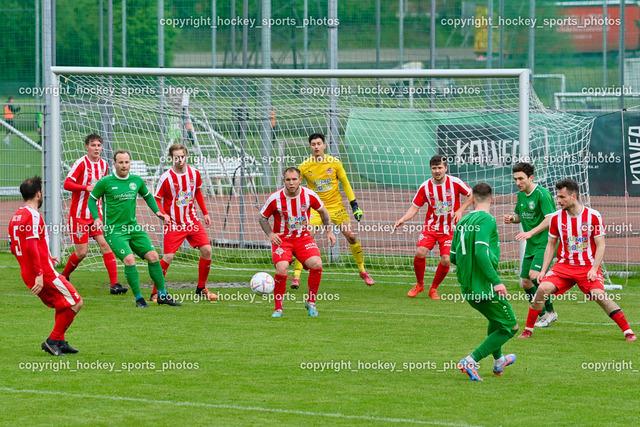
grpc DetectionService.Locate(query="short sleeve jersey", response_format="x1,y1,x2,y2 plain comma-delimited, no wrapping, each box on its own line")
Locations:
412,175,471,235
514,184,556,255
548,206,605,267
155,165,203,226
451,210,501,300
260,186,324,238
90,173,153,233
298,155,351,209
66,155,109,220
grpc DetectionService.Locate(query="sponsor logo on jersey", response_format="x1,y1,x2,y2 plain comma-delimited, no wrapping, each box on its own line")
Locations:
176,190,194,206
326,168,333,176
300,203,308,210
305,242,318,250
129,182,137,191
528,201,535,210
314,178,332,192
567,235,588,252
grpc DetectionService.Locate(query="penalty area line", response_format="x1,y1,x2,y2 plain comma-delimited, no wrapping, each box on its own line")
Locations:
0,387,480,426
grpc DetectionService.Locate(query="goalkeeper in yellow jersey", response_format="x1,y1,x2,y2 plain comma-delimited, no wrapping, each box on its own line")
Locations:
292,133,374,288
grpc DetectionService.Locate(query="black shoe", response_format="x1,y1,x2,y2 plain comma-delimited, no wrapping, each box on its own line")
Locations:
110,283,128,295
157,293,182,306
136,297,150,308
58,340,79,354
42,339,66,356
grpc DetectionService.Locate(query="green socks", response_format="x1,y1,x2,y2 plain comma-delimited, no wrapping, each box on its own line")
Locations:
148,261,166,295
124,265,142,300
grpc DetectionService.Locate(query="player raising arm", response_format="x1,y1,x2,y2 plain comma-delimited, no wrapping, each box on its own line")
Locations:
88,149,181,308
451,183,517,381
61,133,124,294
259,167,336,317
504,162,558,327
150,144,217,302
292,132,373,288
394,155,473,299
9,177,83,356
518,179,636,341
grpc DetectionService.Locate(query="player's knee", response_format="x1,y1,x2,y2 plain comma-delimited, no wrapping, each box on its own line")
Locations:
507,324,519,337
522,278,534,290
163,253,175,264
146,251,159,263
199,245,212,259
528,271,539,282
75,246,88,259
275,265,289,276
538,282,555,295
123,254,136,266
415,247,428,258
306,257,322,270
440,255,450,267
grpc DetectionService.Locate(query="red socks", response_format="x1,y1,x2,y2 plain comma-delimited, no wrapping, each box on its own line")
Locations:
274,274,288,310
198,258,211,289
431,262,450,290
307,268,322,303
526,308,542,329
103,252,119,286
50,308,77,341
414,256,426,285
62,253,81,278
610,309,632,333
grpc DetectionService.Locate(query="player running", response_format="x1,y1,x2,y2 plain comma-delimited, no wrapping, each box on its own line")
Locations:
150,144,217,302
9,177,84,356
394,155,473,299
504,162,557,327
88,149,181,308
61,134,125,295
517,179,636,341
451,183,517,381
292,132,373,288
259,167,336,317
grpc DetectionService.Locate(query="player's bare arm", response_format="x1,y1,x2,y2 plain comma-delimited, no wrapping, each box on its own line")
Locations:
259,215,281,246
318,206,336,247
394,205,420,230
588,235,606,281
516,215,551,241
504,213,520,224
537,235,558,284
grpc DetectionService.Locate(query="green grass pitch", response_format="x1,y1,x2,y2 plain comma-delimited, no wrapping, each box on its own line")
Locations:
0,252,638,425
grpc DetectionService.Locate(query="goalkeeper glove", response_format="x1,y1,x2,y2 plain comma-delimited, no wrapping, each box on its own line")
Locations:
350,200,363,222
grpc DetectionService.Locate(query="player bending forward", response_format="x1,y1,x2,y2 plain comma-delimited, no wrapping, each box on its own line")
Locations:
259,167,336,317
61,133,125,295
293,132,374,288
517,179,636,341
88,150,181,308
394,155,473,299
10,177,83,356
150,144,217,302
451,183,517,381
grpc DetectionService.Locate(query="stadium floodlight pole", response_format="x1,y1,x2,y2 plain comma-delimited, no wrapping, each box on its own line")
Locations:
49,70,62,259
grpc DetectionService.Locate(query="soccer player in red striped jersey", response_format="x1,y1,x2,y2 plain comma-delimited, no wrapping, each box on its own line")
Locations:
9,176,83,356
394,155,473,299
61,134,124,294
259,167,336,317
517,179,636,341
150,144,217,302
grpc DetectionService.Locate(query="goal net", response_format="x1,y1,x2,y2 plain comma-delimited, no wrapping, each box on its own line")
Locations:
52,68,594,279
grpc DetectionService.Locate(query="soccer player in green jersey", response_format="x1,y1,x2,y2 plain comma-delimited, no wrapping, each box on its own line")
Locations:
504,162,558,327
451,183,517,382
88,149,181,308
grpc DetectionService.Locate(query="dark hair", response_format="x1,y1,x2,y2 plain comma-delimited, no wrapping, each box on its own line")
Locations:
430,154,447,167
19,176,42,201
472,182,492,202
308,133,325,144
84,133,103,146
512,162,534,177
283,167,301,178
113,149,131,162
556,179,579,196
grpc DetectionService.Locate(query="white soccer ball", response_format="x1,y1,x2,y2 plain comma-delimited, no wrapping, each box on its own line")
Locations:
250,272,275,295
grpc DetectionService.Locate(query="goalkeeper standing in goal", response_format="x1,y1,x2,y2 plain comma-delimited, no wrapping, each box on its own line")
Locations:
88,149,181,308
504,162,558,327
452,183,517,381
394,155,473,299
292,133,374,288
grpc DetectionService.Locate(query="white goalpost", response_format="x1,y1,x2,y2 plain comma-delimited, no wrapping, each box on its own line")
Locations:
48,67,594,279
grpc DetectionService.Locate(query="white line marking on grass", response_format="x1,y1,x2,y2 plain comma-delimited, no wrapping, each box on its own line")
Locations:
0,387,481,426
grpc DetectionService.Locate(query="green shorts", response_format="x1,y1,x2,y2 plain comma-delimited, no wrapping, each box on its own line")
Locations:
520,248,546,279
105,229,156,261
466,296,518,331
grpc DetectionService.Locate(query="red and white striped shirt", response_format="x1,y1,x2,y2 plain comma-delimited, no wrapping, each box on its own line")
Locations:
548,206,605,266
155,166,206,227
66,155,108,220
260,186,324,238
412,175,471,235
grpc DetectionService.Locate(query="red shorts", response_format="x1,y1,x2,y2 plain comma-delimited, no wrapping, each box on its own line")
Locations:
417,231,452,256
28,274,82,310
69,216,102,244
163,222,210,254
542,263,604,295
272,234,321,265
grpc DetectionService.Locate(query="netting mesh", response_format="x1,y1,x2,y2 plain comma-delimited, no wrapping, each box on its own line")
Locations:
57,72,594,276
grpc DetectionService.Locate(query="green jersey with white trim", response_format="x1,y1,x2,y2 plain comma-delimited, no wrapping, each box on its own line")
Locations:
451,210,501,300
514,184,555,256
88,173,160,234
